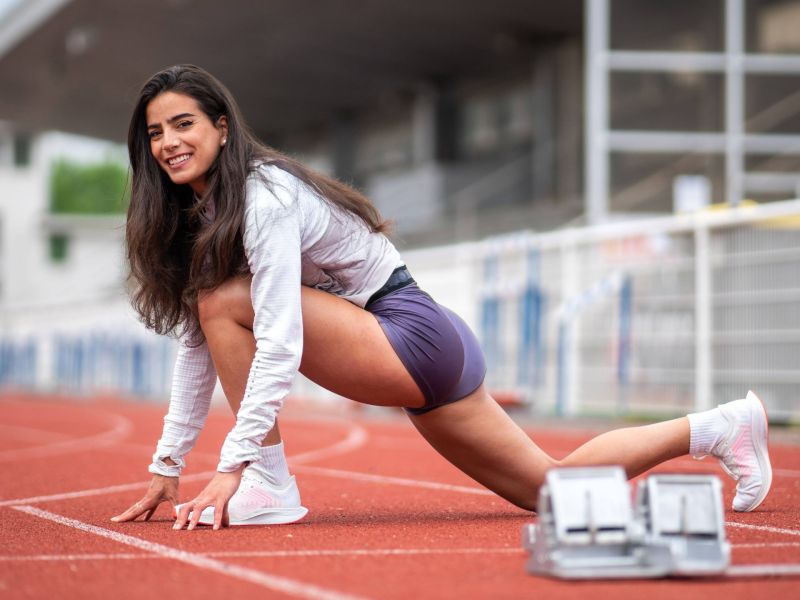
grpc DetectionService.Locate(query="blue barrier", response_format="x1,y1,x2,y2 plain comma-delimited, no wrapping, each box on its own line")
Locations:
519,249,545,389
480,255,502,377
1,332,175,399
0,338,38,387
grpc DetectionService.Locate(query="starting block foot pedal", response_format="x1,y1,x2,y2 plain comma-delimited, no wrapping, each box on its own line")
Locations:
525,466,667,579
636,474,730,575
524,467,730,579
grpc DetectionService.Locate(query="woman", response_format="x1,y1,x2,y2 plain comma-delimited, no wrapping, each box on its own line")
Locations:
112,65,771,531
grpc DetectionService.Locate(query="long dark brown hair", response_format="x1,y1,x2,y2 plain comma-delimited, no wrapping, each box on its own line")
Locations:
126,64,388,342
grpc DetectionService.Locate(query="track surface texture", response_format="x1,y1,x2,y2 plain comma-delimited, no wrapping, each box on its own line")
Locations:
1,393,798,599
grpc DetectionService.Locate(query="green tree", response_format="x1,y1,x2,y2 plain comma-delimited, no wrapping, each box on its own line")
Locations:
50,160,129,214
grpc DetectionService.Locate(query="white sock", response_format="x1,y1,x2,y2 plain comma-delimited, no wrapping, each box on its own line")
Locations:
687,407,728,456
247,442,291,486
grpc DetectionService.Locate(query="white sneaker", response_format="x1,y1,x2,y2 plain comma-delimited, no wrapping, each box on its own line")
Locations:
176,471,308,526
695,390,772,512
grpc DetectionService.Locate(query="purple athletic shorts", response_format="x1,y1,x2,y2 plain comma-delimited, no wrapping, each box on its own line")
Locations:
366,282,487,414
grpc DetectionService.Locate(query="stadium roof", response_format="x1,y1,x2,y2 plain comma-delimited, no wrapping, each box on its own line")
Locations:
0,0,581,142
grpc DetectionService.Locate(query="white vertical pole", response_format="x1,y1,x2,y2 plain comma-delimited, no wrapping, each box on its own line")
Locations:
561,236,581,416
412,85,435,165
585,0,610,224
694,222,712,412
725,0,745,207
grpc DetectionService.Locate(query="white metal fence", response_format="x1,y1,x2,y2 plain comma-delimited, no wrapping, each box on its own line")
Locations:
2,200,799,422
405,199,800,422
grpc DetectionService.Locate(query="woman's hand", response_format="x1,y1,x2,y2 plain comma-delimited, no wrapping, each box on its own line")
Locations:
111,474,179,523
173,467,244,531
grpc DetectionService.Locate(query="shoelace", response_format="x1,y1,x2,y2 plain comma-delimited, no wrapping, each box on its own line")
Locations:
239,471,269,490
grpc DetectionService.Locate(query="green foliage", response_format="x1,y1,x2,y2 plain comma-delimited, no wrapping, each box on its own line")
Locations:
49,234,69,263
50,160,130,214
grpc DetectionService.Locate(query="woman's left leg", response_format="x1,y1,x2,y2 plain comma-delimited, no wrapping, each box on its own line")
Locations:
300,285,693,510
406,393,689,509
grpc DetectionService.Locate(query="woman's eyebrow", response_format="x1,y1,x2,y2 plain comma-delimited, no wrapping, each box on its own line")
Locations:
147,112,197,129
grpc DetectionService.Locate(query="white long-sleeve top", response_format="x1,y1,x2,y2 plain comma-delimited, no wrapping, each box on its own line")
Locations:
149,164,402,476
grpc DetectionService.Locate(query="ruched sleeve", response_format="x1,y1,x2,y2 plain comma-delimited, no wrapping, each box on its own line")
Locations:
149,334,217,476
216,172,303,472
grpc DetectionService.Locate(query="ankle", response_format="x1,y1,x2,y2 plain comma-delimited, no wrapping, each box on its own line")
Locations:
248,441,291,486
687,407,727,456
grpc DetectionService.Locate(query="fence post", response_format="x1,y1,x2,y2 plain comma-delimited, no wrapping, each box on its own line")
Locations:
694,222,713,412
617,275,633,413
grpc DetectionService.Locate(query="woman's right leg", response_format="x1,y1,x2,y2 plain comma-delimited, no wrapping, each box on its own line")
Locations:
198,281,281,446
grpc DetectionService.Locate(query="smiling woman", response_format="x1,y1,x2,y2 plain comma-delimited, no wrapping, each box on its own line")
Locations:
114,64,772,533
145,92,228,194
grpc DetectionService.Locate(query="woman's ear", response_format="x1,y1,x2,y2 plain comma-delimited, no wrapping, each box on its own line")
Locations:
217,115,229,142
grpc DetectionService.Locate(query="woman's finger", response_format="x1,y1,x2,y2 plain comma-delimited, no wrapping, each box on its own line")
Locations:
173,502,193,530
213,500,227,530
221,503,230,529
186,501,205,531
111,499,149,522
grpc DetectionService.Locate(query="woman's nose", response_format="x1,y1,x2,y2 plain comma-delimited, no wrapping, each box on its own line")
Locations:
163,132,180,150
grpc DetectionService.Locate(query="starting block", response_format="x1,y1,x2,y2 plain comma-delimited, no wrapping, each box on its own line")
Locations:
636,474,730,575
523,467,730,579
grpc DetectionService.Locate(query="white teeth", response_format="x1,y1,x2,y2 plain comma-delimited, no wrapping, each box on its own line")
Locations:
168,154,190,166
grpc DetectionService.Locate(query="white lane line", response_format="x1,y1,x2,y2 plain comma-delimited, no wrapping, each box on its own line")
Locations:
726,564,800,577
0,547,523,562
293,465,493,495
774,468,800,478
0,423,75,443
727,522,800,537
1,463,492,508
12,505,367,600
648,461,800,479
0,418,369,507
3,541,799,564
0,471,217,507
0,413,133,462
289,423,368,465
734,542,800,549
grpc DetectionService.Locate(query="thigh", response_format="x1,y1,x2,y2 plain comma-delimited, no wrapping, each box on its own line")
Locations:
298,286,425,408
300,287,425,407
407,384,557,510
214,278,425,407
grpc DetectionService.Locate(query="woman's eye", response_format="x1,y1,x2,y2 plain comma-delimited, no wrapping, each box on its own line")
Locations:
177,120,193,129
148,130,161,139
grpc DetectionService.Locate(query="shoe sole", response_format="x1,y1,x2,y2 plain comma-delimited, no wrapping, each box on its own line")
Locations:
739,390,772,512
174,505,309,526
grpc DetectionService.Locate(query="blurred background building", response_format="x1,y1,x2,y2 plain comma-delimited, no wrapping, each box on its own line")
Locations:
1,0,799,421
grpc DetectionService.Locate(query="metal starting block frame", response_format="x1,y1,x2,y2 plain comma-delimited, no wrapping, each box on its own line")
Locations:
522,467,730,579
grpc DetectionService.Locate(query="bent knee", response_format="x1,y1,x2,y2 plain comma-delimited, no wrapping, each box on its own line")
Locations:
198,276,253,326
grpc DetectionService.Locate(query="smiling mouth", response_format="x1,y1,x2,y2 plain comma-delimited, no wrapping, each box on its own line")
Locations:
167,154,191,166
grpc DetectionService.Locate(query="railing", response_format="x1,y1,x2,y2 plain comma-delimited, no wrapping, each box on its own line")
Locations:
405,199,800,422
3,200,799,422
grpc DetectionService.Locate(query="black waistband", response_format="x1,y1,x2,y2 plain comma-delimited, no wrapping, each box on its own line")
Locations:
365,266,415,308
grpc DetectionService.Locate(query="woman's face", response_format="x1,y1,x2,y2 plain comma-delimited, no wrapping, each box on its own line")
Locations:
145,91,228,195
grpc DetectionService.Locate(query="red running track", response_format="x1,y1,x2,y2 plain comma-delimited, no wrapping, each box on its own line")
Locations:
0,393,799,599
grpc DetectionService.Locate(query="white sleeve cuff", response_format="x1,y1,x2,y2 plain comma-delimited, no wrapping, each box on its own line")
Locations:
148,456,184,477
